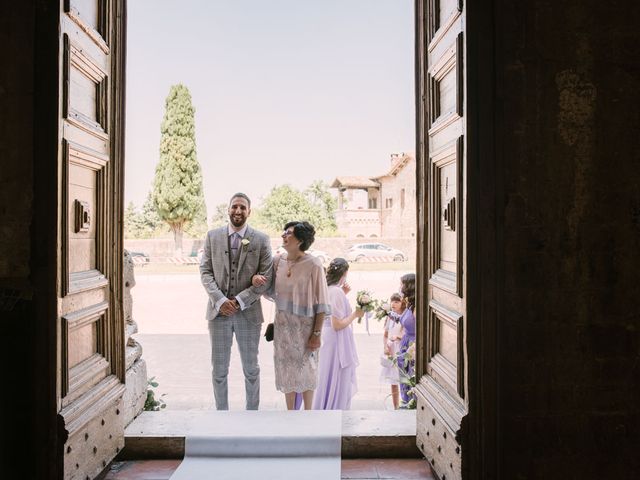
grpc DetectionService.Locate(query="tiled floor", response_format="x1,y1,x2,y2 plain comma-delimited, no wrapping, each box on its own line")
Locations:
104,458,435,479
341,459,435,479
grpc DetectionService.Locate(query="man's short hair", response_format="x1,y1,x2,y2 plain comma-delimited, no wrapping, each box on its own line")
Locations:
229,192,251,207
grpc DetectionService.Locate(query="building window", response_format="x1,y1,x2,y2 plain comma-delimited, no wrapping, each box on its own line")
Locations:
385,198,393,208
368,198,377,209
401,189,405,209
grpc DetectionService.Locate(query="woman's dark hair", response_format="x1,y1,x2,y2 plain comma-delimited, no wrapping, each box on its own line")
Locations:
284,221,316,252
326,257,349,286
400,273,416,311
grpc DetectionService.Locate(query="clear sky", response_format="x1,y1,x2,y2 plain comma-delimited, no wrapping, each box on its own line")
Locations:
125,0,415,212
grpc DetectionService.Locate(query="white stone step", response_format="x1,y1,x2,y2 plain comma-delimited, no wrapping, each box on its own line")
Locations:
123,409,419,459
168,411,342,480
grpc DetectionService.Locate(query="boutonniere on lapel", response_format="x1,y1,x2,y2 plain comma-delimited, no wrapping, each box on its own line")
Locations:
241,238,250,248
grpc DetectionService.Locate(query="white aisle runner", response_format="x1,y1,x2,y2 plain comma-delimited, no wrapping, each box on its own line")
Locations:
169,410,342,480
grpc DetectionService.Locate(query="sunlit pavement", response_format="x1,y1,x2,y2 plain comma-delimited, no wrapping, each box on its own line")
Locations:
131,270,410,411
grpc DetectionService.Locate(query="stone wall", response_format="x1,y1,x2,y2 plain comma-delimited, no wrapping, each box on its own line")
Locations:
379,157,416,238
123,250,148,427
334,208,383,238
125,236,418,263
124,238,205,257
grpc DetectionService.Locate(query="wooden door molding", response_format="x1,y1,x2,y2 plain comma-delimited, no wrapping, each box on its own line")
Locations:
61,138,109,296
56,1,127,478
62,34,110,139
428,137,463,295
64,0,112,53
108,0,127,384
60,301,110,401
426,299,464,398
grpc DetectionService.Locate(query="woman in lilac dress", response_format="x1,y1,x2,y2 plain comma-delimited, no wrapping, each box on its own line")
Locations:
313,258,364,410
397,273,416,407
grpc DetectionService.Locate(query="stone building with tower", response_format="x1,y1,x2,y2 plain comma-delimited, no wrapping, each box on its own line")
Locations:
331,153,416,239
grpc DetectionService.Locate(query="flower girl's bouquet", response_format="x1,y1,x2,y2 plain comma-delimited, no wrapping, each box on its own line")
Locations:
374,300,392,322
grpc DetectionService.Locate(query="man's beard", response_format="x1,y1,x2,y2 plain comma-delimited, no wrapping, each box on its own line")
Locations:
229,215,246,228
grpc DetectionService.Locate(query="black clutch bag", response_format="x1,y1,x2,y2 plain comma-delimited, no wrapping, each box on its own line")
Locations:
264,322,274,342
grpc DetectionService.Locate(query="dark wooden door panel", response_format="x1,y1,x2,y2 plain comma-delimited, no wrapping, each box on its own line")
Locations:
416,1,466,479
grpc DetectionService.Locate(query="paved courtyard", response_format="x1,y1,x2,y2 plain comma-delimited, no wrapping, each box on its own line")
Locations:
131,268,413,411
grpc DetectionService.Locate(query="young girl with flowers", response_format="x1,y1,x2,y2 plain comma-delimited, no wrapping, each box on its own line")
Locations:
379,293,404,409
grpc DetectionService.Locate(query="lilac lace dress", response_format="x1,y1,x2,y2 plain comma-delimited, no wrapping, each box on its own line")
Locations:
272,254,331,394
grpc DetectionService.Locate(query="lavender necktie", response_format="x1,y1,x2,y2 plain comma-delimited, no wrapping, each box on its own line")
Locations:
230,233,241,259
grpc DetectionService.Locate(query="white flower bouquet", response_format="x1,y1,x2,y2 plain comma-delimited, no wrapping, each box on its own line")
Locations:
374,300,392,322
355,290,377,321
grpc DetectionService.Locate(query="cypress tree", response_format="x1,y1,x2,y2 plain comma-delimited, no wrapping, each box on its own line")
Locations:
152,84,207,255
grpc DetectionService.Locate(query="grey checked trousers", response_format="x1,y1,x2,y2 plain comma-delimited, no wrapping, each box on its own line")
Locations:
208,310,261,410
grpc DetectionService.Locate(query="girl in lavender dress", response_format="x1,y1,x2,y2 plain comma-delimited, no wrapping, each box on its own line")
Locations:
313,258,364,410
397,273,416,407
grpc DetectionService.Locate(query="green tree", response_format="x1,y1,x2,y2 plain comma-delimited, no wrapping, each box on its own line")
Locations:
124,195,166,240
246,207,276,235
260,185,315,232
259,182,337,235
184,204,209,239
140,191,164,238
152,84,207,255
124,202,145,239
209,203,228,229
305,180,337,234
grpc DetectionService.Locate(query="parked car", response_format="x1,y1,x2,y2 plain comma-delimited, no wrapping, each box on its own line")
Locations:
345,243,407,263
307,249,331,265
129,251,150,265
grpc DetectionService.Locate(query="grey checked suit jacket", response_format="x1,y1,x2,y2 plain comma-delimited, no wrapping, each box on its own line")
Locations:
199,225,273,323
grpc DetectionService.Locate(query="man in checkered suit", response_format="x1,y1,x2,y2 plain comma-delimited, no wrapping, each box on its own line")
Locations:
200,193,273,410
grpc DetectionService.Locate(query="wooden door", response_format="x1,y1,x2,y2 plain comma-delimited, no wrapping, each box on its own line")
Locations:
415,1,467,479
57,1,126,478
